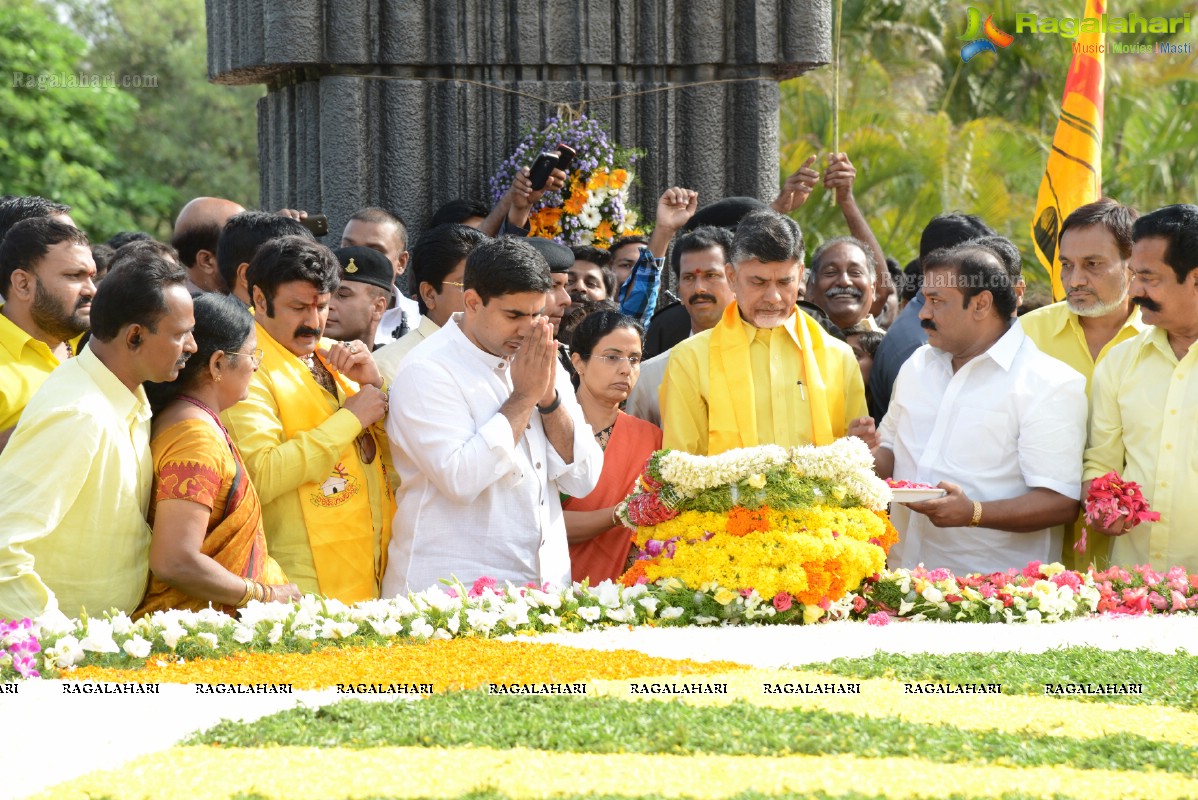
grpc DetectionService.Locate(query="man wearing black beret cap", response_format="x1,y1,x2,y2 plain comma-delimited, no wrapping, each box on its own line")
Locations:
522,237,574,341
327,246,395,350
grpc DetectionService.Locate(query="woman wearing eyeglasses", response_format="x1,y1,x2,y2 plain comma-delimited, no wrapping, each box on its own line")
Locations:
564,310,663,585
137,293,300,616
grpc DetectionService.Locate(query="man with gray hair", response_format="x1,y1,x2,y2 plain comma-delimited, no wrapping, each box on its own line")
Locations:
660,209,871,455
805,235,878,332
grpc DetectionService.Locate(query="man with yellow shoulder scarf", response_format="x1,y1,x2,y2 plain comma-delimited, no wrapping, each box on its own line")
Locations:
661,209,874,455
222,235,392,603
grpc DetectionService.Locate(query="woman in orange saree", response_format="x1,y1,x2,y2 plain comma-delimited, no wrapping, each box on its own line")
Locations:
137,293,299,616
565,311,662,585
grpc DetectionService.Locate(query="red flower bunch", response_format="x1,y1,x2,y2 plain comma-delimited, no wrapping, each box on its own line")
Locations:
1077,471,1160,552
625,491,678,526
1085,471,1160,528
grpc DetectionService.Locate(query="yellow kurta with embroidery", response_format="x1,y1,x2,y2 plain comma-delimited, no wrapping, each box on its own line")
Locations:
1019,301,1146,569
222,323,392,602
1084,327,1198,573
660,305,866,455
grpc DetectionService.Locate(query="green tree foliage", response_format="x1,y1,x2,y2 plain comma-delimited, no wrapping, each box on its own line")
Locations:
0,0,139,238
781,0,1198,282
60,0,263,239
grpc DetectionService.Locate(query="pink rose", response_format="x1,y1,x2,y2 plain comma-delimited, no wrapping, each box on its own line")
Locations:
773,592,793,612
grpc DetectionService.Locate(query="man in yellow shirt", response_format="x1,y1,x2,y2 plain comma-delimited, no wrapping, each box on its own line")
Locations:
0,218,96,452
1084,204,1198,572
0,251,197,619
222,235,392,603
1020,199,1147,568
661,209,871,455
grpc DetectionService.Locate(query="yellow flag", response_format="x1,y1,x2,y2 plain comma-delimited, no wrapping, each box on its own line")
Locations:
1031,0,1106,301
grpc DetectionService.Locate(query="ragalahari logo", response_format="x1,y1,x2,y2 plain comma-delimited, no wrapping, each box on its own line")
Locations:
959,7,1016,62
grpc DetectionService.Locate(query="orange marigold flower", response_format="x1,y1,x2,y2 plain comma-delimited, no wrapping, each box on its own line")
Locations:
873,510,900,552
726,506,772,537
620,559,650,587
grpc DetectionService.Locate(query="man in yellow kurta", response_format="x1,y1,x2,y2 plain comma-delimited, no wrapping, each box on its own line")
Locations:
0,218,94,451
222,235,392,603
661,209,871,455
1083,204,1198,573
1019,199,1146,569
0,252,196,619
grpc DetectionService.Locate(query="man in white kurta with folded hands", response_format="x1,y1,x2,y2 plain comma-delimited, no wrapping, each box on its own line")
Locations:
872,244,1087,576
383,237,603,595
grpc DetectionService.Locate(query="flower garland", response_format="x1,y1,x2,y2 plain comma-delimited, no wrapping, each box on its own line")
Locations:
615,441,897,617
619,439,893,528
488,114,643,247
844,561,1198,625
625,507,898,605
4,562,1198,681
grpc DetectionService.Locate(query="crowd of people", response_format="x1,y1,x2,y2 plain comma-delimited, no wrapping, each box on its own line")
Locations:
0,151,1195,623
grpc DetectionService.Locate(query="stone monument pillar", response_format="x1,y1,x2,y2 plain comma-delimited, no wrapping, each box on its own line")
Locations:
207,0,830,243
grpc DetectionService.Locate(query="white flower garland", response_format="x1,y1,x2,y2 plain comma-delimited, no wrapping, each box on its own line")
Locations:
654,438,892,510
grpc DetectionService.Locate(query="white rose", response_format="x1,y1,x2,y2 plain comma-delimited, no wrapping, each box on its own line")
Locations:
368,618,402,637
79,620,119,654
46,635,84,669
122,635,151,659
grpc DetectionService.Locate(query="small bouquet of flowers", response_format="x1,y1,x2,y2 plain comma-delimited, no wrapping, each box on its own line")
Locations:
488,114,643,247
1076,471,1160,551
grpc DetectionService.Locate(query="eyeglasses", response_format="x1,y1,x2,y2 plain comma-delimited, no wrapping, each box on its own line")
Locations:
594,354,642,368
229,348,264,368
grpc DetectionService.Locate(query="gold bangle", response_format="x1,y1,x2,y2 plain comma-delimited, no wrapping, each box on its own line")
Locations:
264,584,275,603
969,501,983,528
237,578,255,608
253,581,265,603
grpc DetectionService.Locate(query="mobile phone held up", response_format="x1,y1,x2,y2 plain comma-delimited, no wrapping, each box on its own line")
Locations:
527,144,578,191
299,213,329,237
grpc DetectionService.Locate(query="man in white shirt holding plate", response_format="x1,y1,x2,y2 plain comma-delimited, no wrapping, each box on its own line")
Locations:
872,244,1087,576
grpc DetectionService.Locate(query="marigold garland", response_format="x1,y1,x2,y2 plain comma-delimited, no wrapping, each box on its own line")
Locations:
65,639,742,689
628,506,896,605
